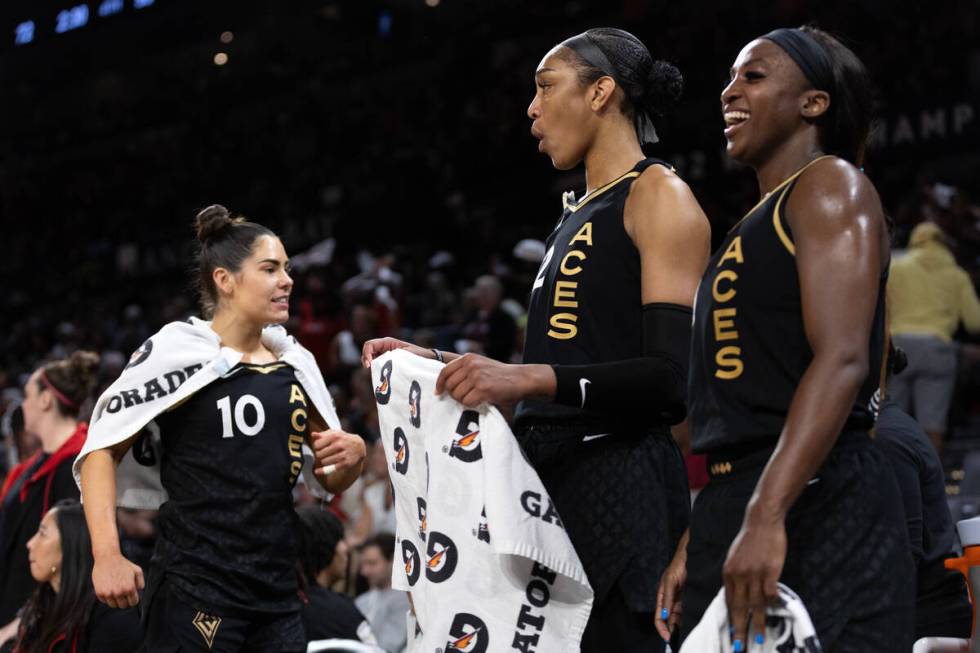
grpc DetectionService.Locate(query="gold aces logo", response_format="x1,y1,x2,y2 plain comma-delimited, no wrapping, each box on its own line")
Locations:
409,380,422,428
392,427,410,475
448,410,481,463
444,612,488,653
375,360,393,404
425,531,458,583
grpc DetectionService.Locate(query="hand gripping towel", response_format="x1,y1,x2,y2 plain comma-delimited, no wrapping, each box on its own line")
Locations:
680,583,822,653
372,350,593,653
73,317,340,508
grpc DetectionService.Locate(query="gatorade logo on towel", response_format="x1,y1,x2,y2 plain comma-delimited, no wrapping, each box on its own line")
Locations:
448,410,482,462
392,427,410,474
375,359,393,404
444,612,489,653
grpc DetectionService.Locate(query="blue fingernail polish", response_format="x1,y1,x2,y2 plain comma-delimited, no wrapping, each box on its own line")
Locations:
755,633,765,645
733,640,744,652
661,608,669,620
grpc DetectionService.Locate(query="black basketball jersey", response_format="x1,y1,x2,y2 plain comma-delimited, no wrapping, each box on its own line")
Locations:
516,157,669,428
688,157,888,453
151,361,309,615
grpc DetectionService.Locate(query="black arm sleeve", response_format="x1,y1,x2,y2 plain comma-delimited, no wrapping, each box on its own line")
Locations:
551,303,692,425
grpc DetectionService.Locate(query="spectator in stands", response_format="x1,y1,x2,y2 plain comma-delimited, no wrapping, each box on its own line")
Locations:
888,221,980,450
0,352,99,626
0,499,141,653
296,506,377,646
329,305,379,381
355,533,408,653
348,441,396,546
459,275,517,362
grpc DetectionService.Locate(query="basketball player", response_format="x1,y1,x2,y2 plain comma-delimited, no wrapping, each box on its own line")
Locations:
79,206,366,652
363,28,710,652
656,27,914,652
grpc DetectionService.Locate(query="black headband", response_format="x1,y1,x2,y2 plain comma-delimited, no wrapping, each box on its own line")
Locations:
560,32,659,145
762,28,834,94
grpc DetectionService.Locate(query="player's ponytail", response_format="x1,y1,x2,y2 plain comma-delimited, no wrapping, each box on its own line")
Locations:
192,204,275,318
560,27,683,145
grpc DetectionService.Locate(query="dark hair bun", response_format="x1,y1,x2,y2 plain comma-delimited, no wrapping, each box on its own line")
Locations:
195,204,235,243
643,60,683,117
67,350,101,394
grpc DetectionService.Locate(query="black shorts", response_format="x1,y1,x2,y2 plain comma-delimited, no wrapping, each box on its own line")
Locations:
679,434,914,652
580,585,664,653
516,422,689,612
142,581,305,653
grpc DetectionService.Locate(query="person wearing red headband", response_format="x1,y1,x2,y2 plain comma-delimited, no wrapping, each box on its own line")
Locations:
0,352,100,628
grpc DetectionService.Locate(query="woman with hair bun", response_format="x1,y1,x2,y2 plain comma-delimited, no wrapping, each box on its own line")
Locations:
0,351,100,626
78,205,366,652
363,28,710,651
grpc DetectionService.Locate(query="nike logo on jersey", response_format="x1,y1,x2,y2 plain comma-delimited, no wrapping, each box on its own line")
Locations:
579,378,590,408
581,432,610,443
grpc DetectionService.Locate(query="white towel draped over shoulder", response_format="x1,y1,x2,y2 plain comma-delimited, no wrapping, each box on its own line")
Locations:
73,317,340,508
372,350,593,653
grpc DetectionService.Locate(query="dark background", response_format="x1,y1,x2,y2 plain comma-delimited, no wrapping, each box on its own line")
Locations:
1,0,978,440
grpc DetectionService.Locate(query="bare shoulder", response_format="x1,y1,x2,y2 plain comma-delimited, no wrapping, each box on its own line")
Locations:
625,163,709,242
789,157,884,229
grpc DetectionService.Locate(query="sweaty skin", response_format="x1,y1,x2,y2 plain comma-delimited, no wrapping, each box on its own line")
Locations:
658,38,888,646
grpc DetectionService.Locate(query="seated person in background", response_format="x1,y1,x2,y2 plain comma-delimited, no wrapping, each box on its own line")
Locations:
0,351,98,626
458,275,517,362
1,499,141,653
878,347,972,641
296,506,377,646
355,533,408,653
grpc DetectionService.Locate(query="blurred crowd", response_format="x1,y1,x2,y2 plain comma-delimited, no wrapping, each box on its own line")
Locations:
0,0,979,650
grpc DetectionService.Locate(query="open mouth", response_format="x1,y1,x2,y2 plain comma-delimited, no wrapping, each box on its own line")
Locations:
531,127,545,151
271,295,289,308
723,110,750,135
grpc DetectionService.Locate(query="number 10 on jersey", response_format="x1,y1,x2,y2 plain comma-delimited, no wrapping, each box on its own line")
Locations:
217,394,266,438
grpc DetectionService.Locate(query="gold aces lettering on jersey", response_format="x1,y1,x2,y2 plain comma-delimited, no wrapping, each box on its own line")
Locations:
286,382,307,485
711,235,745,380
546,221,593,341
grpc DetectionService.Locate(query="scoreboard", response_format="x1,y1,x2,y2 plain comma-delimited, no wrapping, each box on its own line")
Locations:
9,0,158,48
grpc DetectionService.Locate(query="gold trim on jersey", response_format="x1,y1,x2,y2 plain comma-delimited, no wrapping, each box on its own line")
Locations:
727,155,835,234
239,362,287,375
564,171,641,213
773,184,796,255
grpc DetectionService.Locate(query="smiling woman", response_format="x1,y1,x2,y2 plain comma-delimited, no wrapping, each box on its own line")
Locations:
78,205,367,652
660,26,914,653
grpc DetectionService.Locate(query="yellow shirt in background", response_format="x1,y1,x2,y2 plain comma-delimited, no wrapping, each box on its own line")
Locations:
888,240,980,343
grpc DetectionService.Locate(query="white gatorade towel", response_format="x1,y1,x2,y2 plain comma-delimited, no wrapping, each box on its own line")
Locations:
680,583,822,653
372,350,593,653
74,317,339,507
